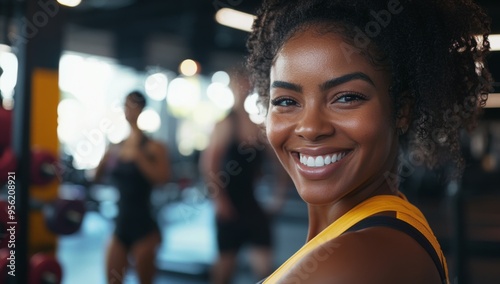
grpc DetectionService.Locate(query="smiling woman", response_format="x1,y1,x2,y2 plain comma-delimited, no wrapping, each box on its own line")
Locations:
246,0,492,283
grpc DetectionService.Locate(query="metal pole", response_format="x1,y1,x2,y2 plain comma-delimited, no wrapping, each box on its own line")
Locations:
10,0,32,283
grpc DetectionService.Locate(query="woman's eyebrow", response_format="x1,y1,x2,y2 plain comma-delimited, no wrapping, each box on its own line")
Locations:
320,72,375,91
271,81,302,92
271,72,375,93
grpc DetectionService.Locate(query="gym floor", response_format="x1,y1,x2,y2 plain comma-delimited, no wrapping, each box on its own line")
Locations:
56,185,500,284
56,184,310,284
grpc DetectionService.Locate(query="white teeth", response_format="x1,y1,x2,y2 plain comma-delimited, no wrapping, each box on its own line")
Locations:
314,156,324,167
332,153,338,163
307,157,315,167
324,155,331,165
299,152,348,167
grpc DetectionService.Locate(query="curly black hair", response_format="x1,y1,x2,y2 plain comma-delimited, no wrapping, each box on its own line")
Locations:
246,0,493,176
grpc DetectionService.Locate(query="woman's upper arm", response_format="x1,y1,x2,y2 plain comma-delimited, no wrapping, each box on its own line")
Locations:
149,141,171,183
93,148,112,183
150,141,169,162
199,119,231,176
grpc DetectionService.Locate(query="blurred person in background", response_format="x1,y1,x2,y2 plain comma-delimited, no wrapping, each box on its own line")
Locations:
94,91,171,284
200,66,289,284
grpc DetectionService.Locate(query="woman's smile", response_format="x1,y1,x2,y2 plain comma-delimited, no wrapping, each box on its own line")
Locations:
298,151,349,167
288,148,353,181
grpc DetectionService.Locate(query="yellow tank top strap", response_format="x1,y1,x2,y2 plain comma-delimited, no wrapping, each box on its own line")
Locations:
263,194,448,283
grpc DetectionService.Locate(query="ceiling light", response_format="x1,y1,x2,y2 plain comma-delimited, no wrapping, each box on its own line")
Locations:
488,34,500,51
485,93,500,108
0,44,11,53
215,8,255,32
57,0,81,7
179,59,199,76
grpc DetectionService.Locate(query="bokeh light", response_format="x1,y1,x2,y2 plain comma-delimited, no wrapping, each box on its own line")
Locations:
211,71,230,86
166,77,201,117
0,49,18,102
207,82,234,111
138,108,161,133
179,59,199,76
145,72,168,101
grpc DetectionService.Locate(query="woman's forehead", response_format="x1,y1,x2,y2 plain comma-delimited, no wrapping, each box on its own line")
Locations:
273,29,390,84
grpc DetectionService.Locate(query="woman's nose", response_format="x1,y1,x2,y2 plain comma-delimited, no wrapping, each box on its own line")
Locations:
294,106,335,141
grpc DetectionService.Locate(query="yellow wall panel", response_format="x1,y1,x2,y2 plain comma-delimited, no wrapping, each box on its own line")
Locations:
29,68,59,251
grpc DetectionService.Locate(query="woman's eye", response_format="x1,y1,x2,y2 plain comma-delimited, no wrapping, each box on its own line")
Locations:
336,93,367,103
271,97,298,107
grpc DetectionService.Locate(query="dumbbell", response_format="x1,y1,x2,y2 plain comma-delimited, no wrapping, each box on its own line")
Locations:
1,107,58,187
29,252,63,284
0,148,59,187
0,108,15,186
30,148,59,187
0,248,63,284
0,198,86,251
0,248,11,283
0,200,15,250
0,148,17,185
34,198,86,235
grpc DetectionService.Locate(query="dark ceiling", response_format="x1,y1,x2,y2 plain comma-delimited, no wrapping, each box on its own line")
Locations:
63,0,500,75
1,0,499,75
67,0,261,72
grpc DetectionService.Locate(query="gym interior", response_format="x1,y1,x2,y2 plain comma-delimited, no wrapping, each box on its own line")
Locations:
0,0,499,283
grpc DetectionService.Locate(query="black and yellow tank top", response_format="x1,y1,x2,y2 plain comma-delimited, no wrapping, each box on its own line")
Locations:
261,194,449,284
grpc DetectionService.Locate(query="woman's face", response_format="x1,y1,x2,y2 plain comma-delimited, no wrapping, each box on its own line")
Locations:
124,96,143,124
268,28,397,205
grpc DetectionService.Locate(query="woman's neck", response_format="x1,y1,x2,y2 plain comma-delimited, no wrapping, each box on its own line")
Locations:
305,174,397,241
127,124,144,140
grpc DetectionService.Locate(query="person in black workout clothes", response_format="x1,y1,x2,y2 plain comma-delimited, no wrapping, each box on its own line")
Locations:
200,67,289,284
94,91,171,284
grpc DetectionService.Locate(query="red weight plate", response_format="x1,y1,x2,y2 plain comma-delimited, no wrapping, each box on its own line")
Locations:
0,108,12,149
0,248,11,283
44,199,85,235
29,253,62,284
0,200,14,250
0,148,17,184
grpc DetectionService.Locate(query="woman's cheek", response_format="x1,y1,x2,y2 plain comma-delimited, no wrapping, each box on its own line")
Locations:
266,114,291,146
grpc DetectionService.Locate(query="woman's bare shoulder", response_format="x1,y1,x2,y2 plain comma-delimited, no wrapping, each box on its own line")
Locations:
144,139,168,155
278,227,442,284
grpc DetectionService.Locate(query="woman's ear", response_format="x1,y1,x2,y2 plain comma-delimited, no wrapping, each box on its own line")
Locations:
396,94,412,135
